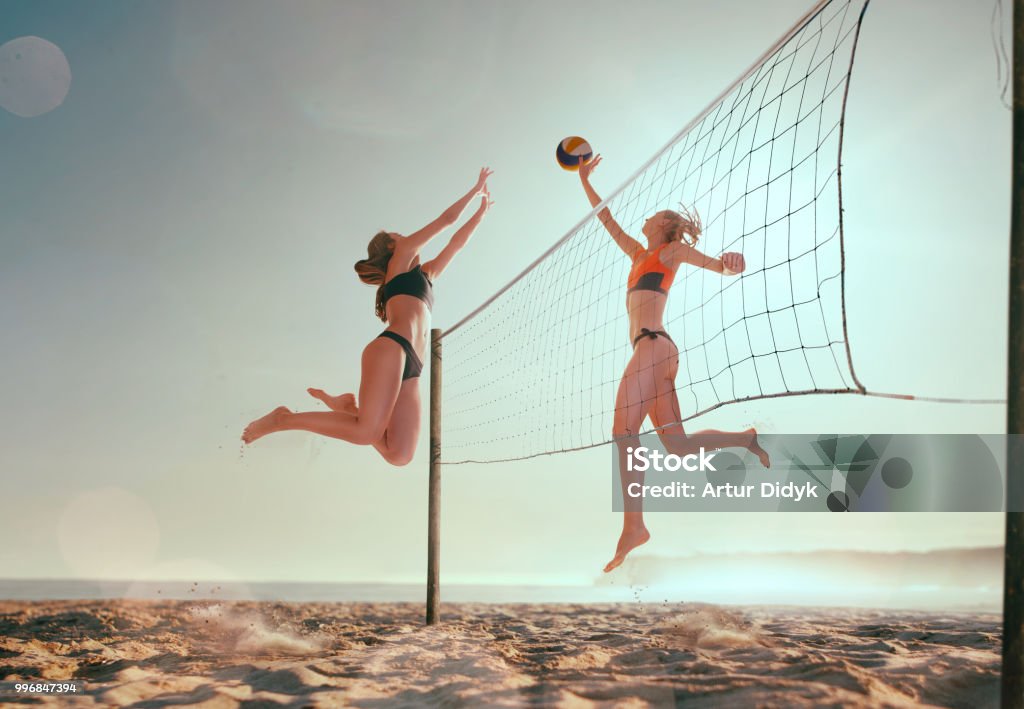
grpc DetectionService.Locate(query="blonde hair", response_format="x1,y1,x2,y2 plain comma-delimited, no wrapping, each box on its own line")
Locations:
662,205,703,247
354,231,394,322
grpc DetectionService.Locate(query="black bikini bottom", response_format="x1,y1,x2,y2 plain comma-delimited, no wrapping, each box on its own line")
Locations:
377,330,424,380
632,327,676,349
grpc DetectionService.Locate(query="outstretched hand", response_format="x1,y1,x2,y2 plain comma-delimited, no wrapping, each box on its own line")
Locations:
578,153,601,181
474,166,494,194
721,252,746,275
477,186,495,215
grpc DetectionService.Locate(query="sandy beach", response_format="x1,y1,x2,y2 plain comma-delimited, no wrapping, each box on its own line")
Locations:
0,600,1001,707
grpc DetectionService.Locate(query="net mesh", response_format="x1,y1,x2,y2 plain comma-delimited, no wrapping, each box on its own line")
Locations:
441,0,870,464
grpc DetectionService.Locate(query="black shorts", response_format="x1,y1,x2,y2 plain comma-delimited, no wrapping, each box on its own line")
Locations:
632,328,675,349
376,330,424,380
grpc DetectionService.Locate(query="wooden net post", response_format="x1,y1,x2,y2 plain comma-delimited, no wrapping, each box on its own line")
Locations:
426,328,442,625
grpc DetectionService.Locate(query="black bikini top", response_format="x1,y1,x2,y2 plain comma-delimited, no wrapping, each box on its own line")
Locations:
381,264,434,310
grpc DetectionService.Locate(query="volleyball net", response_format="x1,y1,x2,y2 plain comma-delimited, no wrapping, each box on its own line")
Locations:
436,0,874,464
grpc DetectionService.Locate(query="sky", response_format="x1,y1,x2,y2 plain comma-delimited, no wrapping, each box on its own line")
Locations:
0,0,1013,592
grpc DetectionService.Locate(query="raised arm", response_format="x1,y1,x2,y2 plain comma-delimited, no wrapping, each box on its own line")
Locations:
662,241,746,276
404,167,493,251
421,189,494,281
578,155,643,259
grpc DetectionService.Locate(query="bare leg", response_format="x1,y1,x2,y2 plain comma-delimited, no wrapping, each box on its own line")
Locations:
241,406,294,444
605,344,659,573
307,388,357,415
242,338,403,446
649,382,770,468
306,380,421,466
645,341,770,468
373,379,421,466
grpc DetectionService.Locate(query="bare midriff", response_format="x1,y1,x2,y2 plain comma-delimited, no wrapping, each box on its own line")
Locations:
383,297,430,358
626,290,671,344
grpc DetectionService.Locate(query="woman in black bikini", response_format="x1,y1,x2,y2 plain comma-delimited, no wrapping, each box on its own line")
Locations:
579,155,769,572
242,168,494,466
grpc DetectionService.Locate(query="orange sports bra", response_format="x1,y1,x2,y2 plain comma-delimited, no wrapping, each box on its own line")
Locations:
627,244,675,294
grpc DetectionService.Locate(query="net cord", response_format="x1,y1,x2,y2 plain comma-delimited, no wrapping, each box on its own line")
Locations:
442,388,1007,466
837,0,870,394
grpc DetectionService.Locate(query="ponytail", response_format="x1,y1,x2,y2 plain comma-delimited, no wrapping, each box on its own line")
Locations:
354,231,395,322
664,205,703,247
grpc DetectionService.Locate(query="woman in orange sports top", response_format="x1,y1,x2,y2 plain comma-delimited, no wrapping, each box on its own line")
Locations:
579,155,770,572
242,168,494,466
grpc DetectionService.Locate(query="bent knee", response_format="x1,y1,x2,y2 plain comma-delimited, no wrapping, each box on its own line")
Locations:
612,428,640,448
662,437,698,457
382,448,415,467
612,417,638,440
392,452,416,467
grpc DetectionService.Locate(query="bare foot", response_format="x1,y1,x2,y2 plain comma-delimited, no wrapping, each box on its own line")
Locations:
242,406,291,444
603,526,651,573
747,427,771,468
307,388,357,415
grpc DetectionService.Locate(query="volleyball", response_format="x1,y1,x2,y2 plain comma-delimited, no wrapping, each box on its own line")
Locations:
556,136,593,171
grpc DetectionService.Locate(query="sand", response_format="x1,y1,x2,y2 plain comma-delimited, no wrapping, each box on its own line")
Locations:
0,600,1002,707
